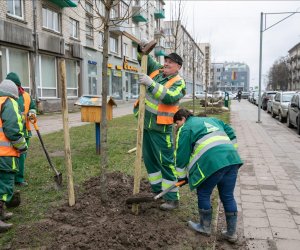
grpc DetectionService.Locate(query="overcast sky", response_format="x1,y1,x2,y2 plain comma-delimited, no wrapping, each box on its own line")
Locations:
165,1,300,88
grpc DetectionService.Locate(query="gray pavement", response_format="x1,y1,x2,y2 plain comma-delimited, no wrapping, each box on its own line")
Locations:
231,99,300,249
36,98,300,249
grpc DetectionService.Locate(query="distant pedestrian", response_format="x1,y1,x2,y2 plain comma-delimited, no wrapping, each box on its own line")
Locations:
6,72,36,187
0,79,27,232
237,90,242,102
173,108,243,243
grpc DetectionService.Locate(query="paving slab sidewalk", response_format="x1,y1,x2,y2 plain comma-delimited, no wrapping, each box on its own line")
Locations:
231,100,300,250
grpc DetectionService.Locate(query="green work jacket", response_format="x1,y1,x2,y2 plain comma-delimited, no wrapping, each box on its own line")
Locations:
134,54,186,134
175,116,243,190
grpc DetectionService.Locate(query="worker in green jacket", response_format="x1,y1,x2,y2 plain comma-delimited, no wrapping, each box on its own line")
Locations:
6,72,36,186
134,40,186,210
173,109,243,243
0,79,27,232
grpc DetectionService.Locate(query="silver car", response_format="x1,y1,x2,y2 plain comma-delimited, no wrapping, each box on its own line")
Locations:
287,93,300,134
271,91,296,122
267,95,275,113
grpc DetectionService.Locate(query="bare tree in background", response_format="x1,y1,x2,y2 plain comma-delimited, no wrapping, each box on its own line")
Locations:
267,57,289,91
78,0,144,202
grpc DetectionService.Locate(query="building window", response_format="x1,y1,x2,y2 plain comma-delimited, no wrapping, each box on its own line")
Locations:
65,60,78,97
70,18,79,39
38,55,57,98
99,32,104,48
42,7,60,33
7,0,24,19
123,43,128,56
120,1,129,23
85,1,93,14
132,46,137,59
110,37,118,53
86,25,93,46
95,0,105,16
1,47,30,93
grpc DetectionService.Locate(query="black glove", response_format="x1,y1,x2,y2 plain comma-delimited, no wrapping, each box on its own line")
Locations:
178,177,188,186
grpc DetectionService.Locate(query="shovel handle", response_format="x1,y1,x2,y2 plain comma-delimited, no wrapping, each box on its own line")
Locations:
154,180,186,200
29,116,39,130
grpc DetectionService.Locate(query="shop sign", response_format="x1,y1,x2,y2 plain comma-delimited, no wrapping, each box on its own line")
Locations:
88,60,97,65
107,63,113,68
113,70,122,77
123,57,138,72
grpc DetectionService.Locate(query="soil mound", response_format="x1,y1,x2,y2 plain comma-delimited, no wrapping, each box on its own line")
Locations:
10,172,214,249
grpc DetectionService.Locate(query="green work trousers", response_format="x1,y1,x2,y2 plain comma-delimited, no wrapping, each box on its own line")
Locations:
143,129,179,201
0,170,15,203
15,138,29,183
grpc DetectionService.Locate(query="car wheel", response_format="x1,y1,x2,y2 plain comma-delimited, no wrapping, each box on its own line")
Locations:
297,117,300,135
287,113,293,128
271,109,276,118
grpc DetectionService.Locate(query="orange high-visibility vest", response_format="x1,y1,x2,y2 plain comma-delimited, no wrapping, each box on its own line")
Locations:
22,92,31,131
150,70,182,124
0,96,20,157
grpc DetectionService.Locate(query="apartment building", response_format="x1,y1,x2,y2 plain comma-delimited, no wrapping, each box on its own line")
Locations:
210,62,249,92
164,20,204,95
198,43,211,91
0,0,166,112
288,42,300,91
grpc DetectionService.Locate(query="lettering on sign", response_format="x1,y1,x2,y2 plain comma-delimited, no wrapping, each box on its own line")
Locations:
123,56,138,72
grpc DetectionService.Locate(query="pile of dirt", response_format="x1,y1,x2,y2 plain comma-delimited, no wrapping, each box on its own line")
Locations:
10,172,216,249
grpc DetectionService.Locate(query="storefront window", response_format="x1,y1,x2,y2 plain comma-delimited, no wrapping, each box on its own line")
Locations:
111,70,122,99
1,47,30,93
39,55,57,98
66,60,78,97
130,72,139,98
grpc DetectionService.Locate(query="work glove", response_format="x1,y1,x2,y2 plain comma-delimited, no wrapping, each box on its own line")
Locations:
138,73,154,87
137,38,149,53
177,177,189,186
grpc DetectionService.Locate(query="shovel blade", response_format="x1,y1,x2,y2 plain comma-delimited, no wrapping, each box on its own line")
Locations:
54,172,63,189
126,193,155,204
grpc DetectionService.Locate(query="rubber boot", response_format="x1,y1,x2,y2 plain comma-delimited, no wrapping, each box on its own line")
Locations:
222,212,238,243
188,208,212,236
0,202,13,233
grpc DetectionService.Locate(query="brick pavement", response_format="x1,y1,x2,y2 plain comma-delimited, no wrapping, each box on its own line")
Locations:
231,99,300,250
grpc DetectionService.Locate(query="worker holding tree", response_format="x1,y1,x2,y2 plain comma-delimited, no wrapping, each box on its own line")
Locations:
6,72,36,187
134,39,186,211
0,79,27,232
173,108,243,243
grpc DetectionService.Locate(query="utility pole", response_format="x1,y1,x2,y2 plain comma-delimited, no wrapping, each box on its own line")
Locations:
192,44,195,114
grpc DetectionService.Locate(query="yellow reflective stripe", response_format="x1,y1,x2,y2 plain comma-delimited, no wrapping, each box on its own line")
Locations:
176,168,186,178
234,143,238,149
166,80,185,97
159,151,162,163
2,194,8,202
145,99,158,111
12,157,16,170
11,98,24,136
166,134,171,148
192,163,205,187
148,172,162,184
154,84,164,99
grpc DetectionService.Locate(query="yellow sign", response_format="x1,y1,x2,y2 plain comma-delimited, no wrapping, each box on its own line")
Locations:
116,65,123,70
123,57,138,72
107,63,113,68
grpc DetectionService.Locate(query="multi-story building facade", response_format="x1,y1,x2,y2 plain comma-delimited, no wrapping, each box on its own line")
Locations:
198,43,211,91
164,20,204,95
288,42,300,90
210,62,249,92
0,0,166,112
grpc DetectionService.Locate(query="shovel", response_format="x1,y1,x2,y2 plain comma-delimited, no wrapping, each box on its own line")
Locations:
29,116,63,189
126,180,186,204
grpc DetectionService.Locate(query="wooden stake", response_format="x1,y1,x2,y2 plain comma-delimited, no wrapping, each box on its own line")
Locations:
132,55,147,214
59,59,75,206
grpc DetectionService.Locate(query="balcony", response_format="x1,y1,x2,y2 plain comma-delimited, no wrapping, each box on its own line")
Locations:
132,6,148,22
109,21,131,35
154,28,165,38
48,0,77,8
154,46,166,56
154,9,165,19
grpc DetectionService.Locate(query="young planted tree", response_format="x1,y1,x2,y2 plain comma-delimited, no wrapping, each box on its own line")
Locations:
79,0,142,202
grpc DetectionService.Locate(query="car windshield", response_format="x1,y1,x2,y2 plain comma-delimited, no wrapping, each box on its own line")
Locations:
282,94,294,102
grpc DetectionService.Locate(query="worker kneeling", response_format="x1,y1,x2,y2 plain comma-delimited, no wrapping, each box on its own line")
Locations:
173,109,243,243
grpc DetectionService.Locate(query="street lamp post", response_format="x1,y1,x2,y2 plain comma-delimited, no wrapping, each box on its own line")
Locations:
257,11,300,123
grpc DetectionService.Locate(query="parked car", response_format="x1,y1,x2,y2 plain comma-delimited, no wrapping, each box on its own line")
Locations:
271,91,296,122
241,91,250,99
213,91,225,99
194,91,207,99
252,91,259,105
261,91,277,110
267,94,275,114
287,92,300,134
255,92,264,106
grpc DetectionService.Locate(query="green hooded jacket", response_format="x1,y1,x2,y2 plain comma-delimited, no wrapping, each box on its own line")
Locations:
175,116,243,190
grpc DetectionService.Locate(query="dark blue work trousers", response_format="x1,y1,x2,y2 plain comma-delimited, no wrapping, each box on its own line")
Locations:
196,164,239,212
